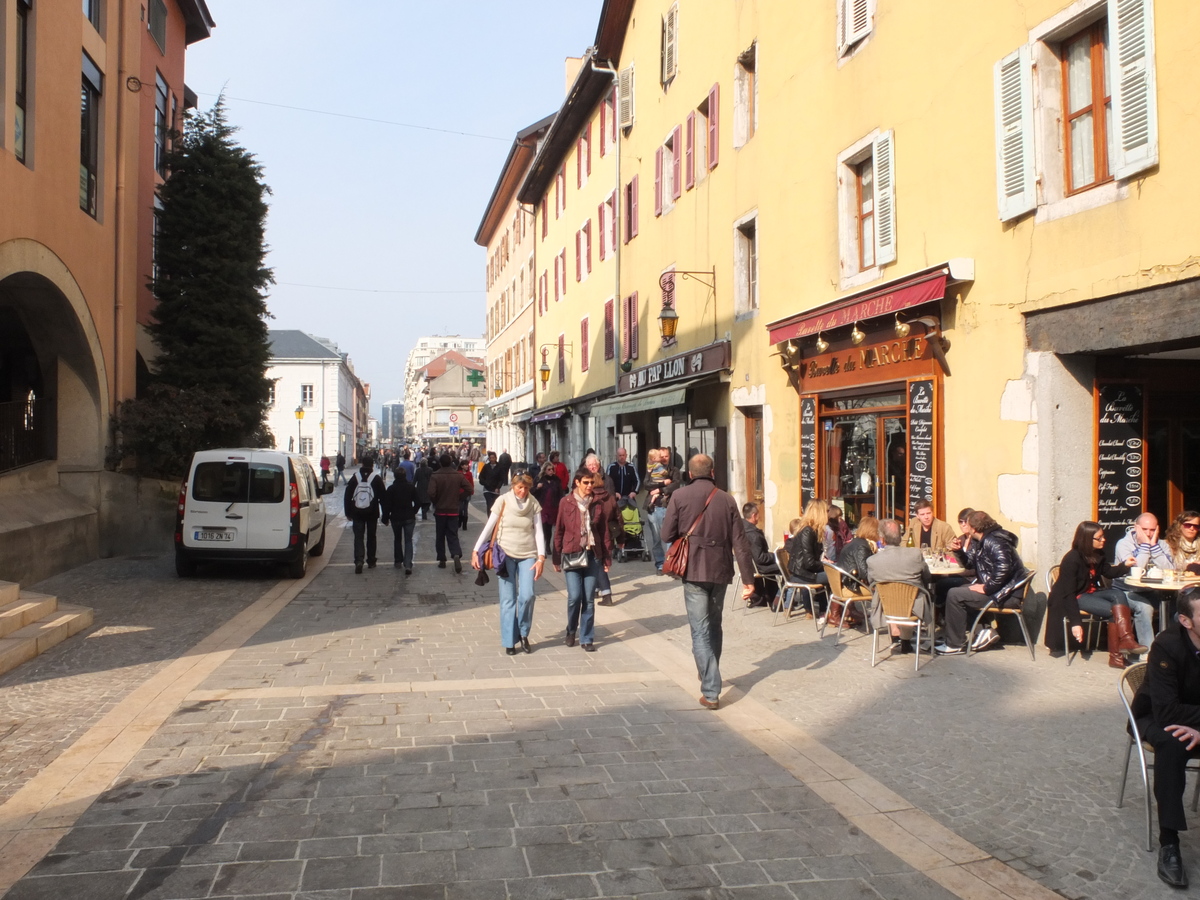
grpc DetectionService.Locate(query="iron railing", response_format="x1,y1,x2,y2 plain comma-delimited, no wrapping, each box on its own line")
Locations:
0,397,54,474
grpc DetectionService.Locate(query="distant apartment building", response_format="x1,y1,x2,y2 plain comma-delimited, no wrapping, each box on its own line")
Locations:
265,331,364,463
380,400,405,444
0,0,214,583
476,114,554,460
412,351,487,446
402,336,485,439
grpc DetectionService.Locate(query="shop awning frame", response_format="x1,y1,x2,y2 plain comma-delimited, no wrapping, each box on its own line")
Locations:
767,259,974,345
589,379,710,418
530,409,569,424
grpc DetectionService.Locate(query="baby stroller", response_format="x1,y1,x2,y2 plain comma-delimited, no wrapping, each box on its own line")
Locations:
615,506,649,562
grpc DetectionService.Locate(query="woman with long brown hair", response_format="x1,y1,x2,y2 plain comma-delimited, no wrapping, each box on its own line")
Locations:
553,468,613,651
1165,510,1200,570
785,499,831,617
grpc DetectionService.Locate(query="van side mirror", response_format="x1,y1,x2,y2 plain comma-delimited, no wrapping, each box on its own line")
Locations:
321,482,335,496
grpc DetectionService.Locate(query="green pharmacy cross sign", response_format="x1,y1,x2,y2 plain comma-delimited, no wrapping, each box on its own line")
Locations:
466,369,485,387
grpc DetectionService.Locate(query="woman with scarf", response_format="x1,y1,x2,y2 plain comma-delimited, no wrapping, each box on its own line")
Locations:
1165,510,1200,572
553,468,613,651
471,473,545,655
583,453,620,604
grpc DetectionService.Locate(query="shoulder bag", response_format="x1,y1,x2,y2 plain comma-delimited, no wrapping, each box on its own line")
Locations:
480,499,505,571
662,488,719,580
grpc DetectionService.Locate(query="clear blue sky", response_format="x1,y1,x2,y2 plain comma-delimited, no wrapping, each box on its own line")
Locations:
185,1,603,417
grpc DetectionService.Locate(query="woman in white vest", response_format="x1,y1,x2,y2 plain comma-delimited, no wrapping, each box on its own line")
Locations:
471,473,546,655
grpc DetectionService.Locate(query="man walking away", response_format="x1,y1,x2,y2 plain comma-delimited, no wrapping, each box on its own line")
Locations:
335,451,346,486
607,447,640,510
414,457,433,520
398,449,416,485
661,454,755,710
381,467,418,575
480,451,503,514
344,460,385,574
429,453,469,573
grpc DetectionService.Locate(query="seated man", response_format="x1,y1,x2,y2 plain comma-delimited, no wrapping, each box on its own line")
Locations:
1114,512,1174,654
1131,587,1200,888
906,499,956,555
742,502,780,608
866,519,933,651
937,510,1028,655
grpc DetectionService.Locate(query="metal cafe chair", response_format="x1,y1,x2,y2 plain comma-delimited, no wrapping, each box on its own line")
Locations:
965,569,1038,661
1047,564,1102,665
822,562,872,645
773,548,826,630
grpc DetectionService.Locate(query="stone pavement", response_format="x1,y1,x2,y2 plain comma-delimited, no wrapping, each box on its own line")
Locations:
0,497,1185,899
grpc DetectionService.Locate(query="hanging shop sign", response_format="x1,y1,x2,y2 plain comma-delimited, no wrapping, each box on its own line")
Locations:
618,341,731,394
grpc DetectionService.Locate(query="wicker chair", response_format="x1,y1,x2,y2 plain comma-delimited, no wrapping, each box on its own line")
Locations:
870,581,932,671
964,569,1038,660
1047,564,1102,665
1117,662,1200,851
823,563,872,644
774,547,826,630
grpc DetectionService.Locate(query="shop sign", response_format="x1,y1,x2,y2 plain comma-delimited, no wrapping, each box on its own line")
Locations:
491,403,510,418
619,341,731,394
801,335,931,388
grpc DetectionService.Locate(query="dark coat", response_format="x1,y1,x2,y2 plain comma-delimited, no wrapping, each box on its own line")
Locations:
971,527,1028,603
786,526,823,581
661,477,754,586
837,537,875,588
589,480,621,544
533,474,563,525
479,461,504,493
381,479,417,526
428,469,469,516
414,463,432,504
1132,624,1200,741
743,520,779,574
496,452,512,484
343,472,385,521
553,492,613,568
1045,548,1130,652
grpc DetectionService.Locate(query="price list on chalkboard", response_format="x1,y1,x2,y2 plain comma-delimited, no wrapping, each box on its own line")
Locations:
907,379,935,513
1096,383,1145,544
800,396,817,507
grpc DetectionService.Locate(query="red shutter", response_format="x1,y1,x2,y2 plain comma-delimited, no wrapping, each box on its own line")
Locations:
575,232,581,282
599,102,607,156
685,112,696,189
553,257,560,303
671,125,682,200
604,299,615,360
708,83,720,169
597,203,606,261
654,147,663,216
558,334,565,383
586,122,592,175
631,176,639,237
621,296,630,362
609,192,617,251
539,272,546,314
581,318,590,371
630,292,639,359
576,139,582,188
584,220,592,273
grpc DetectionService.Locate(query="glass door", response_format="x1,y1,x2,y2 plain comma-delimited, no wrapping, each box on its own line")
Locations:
820,392,906,528
881,416,908,521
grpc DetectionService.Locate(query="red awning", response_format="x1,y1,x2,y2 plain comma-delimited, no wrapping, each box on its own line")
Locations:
767,270,948,344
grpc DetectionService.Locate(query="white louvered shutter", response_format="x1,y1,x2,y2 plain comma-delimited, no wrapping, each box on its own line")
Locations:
993,45,1037,221
1108,0,1158,180
872,130,896,266
662,3,679,84
838,0,872,55
618,65,636,129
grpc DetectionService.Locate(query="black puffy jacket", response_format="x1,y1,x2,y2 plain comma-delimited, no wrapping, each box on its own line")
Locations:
971,527,1028,603
786,526,823,581
837,537,874,589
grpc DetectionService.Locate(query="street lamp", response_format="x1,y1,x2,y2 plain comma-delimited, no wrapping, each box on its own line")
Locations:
658,304,679,341
294,405,305,454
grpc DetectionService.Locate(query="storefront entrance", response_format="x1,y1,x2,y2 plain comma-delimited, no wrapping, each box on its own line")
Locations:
821,393,908,526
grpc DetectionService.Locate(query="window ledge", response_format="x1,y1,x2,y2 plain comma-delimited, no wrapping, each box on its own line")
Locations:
839,265,882,292
1035,181,1127,224
734,309,759,323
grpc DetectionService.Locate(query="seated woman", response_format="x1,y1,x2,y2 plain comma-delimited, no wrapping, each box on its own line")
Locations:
1045,520,1150,668
829,515,879,628
785,499,832,618
1165,510,1200,573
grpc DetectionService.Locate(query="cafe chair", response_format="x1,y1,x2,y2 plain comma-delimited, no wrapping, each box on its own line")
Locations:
1046,564,1101,665
823,563,872,645
1117,662,1200,852
773,548,826,630
870,581,932,671
965,569,1038,661
743,554,783,616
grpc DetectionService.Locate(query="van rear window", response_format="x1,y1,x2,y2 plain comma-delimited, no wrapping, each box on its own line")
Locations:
192,462,285,504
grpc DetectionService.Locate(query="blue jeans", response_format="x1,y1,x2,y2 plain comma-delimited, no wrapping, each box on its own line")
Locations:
391,519,414,568
565,552,599,644
683,581,728,702
644,507,667,568
498,556,537,648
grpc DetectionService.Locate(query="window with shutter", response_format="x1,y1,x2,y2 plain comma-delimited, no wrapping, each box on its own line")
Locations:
735,44,757,148
661,2,679,86
539,272,547,315
1109,0,1157,179
541,198,548,237
558,335,566,383
671,126,682,200
598,203,606,261
837,0,874,57
631,176,639,237
618,65,636,128
586,122,592,176
584,220,592,274
581,318,590,372
993,46,1037,221
708,83,720,169
599,100,607,157
575,231,582,282
685,112,696,190
872,130,896,265
553,257,560,304
629,293,639,360
604,299,615,360
654,147,664,216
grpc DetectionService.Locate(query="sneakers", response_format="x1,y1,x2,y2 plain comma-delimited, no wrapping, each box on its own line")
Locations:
971,627,1000,652
934,642,965,655
699,696,720,710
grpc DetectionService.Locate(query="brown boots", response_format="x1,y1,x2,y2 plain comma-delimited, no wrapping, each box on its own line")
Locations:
1107,606,1149,669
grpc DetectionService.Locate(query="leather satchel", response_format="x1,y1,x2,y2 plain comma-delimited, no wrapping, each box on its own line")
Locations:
662,488,719,579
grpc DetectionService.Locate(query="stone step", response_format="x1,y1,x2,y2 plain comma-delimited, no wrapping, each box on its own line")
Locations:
0,581,18,606
0,604,93,678
0,592,58,639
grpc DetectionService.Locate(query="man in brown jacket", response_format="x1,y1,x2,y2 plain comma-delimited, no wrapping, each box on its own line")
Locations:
662,454,756,710
428,453,470,572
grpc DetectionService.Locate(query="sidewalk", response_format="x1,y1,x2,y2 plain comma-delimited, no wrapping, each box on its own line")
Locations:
0,501,1180,899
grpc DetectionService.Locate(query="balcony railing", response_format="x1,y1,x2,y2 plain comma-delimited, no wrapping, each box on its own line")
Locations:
0,397,54,475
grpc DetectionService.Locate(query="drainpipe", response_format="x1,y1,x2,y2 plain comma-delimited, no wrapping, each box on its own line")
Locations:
112,0,131,411
589,53,622,437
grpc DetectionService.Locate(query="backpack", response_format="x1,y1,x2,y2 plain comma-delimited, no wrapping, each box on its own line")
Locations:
352,475,375,511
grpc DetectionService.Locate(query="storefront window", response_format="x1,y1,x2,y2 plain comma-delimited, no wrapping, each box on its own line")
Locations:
820,396,908,527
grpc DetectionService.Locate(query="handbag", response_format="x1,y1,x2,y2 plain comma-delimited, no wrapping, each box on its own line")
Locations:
480,500,505,571
562,549,589,571
662,488,719,580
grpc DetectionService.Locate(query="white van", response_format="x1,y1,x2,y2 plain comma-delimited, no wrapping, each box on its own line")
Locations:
175,449,333,578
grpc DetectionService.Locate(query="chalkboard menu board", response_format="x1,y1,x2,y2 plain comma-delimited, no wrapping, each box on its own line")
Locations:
799,396,817,506
1096,382,1145,544
907,380,935,514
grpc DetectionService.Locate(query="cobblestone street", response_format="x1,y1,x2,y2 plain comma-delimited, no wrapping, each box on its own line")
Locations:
0,498,1187,899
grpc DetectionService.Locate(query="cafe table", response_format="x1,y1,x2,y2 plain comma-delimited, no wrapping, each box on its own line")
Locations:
1123,575,1200,631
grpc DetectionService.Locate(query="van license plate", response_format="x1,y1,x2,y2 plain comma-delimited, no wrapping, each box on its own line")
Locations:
195,530,234,542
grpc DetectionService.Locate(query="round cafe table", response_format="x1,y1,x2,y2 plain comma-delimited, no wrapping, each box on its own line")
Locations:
1122,576,1200,632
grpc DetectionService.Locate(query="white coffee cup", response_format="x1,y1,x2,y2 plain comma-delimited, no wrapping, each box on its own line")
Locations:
1130,566,1144,580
